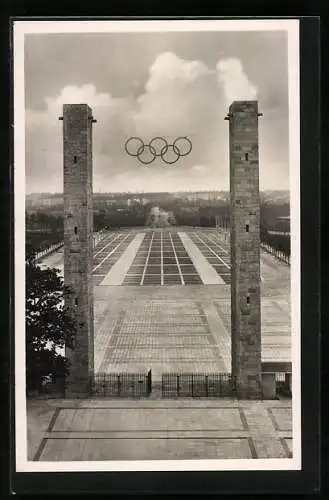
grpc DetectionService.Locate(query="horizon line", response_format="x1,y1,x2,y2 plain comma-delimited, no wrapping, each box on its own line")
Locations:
26,189,290,195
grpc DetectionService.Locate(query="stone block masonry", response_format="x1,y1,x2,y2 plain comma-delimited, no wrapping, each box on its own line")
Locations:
61,104,96,397
228,100,262,399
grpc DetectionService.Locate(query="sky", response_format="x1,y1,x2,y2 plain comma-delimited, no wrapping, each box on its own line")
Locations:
24,29,290,193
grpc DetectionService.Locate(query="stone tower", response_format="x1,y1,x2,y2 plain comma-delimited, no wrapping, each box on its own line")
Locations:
60,104,96,396
226,100,262,399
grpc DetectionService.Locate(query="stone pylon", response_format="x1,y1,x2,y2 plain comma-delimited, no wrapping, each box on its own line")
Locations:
60,104,97,397
226,100,262,399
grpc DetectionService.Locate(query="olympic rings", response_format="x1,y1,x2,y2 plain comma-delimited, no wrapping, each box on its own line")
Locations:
125,136,192,165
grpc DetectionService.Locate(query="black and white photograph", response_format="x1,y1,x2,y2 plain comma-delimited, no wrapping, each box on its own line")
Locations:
14,19,301,472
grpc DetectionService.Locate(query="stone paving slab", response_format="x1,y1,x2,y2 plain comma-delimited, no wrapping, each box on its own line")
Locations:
93,296,230,375
34,229,292,461
283,438,293,455
43,430,253,440
100,232,146,285
95,286,291,377
27,398,291,409
94,284,231,300
53,407,244,431
110,336,211,347
101,362,226,375
268,407,293,431
179,232,225,284
39,229,290,290
27,406,58,461
93,284,290,376
27,398,292,461
40,437,254,461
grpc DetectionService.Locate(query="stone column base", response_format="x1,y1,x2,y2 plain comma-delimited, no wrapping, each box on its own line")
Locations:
261,373,277,399
235,379,263,400
64,377,93,398
284,373,292,394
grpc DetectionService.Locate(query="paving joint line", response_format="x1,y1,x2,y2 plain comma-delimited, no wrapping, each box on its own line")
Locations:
93,232,121,259
192,232,230,269
170,232,185,285
160,231,164,286
93,233,132,273
140,231,154,285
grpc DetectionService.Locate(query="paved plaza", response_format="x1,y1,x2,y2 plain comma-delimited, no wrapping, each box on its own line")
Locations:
28,398,292,461
40,228,291,375
40,227,290,286
93,284,290,376
33,228,292,461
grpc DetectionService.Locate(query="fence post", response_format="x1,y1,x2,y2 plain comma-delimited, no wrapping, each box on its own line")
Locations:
232,375,237,395
147,370,152,395
177,375,180,396
205,375,208,397
191,374,194,397
117,374,121,397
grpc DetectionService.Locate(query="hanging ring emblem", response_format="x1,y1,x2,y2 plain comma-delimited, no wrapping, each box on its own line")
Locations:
124,136,192,165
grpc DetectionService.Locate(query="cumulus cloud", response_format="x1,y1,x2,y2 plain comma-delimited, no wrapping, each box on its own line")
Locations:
216,58,258,106
45,84,113,112
133,52,218,139
144,52,212,93
25,51,286,193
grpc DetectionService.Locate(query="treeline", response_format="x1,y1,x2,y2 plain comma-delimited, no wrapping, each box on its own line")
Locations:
26,212,63,232
171,204,230,227
260,201,290,233
93,207,147,230
26,212,64,254
25,200,290,257
26,233,64,257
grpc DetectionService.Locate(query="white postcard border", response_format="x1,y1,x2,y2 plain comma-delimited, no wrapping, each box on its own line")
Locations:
14,18,301,473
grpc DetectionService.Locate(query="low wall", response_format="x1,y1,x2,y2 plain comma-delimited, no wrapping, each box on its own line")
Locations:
261,242,290,265
34,241,64,262
34,229,108,262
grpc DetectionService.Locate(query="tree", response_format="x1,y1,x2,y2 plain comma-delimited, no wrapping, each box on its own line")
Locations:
25,246,76,393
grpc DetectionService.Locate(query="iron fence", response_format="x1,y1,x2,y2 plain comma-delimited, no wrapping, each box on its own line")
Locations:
34,241,64,262
92,371,152,398
275,372,292,397
27,370,292,399
161,372,236,398
261,242,290,265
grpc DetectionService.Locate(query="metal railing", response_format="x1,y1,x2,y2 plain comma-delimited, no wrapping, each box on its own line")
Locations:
34,241,64,262
216,227,290,266
261,242,290,265
28,370,292,399
33,229,108,262
275,372,292,397
92,371,152,398
161,372,236,398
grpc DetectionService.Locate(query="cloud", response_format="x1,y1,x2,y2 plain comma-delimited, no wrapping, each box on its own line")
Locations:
25,52,287,193
133,52,218,140
45,84,113,112
216,58,258,106
144,51,212,93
